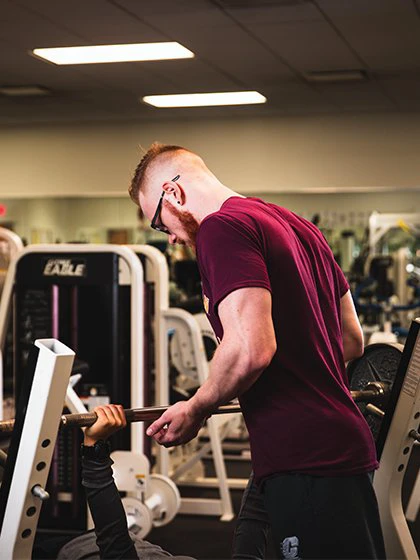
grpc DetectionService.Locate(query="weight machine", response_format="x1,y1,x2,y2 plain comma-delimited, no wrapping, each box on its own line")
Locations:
0,318,419,558
127,245,235,520
347,327,420,559
0,226,23,295
0,242,237,529
368,212,420,255
0,339,75,559
0,244,144,531
0,336,239,559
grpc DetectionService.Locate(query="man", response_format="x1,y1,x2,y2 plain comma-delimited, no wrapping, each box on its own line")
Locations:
128,143,386,559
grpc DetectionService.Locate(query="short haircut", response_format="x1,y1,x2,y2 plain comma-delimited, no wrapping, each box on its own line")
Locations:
129,142,187,206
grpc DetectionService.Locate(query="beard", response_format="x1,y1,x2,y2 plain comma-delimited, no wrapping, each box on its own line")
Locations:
164,201,200,248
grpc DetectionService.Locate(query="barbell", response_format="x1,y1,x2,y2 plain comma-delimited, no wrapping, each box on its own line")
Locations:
0,382,392,436
0,342,403,437
346,342,403,440
0,403,242,435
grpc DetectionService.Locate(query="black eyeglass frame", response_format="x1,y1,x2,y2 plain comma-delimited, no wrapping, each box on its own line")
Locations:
150,174,180,233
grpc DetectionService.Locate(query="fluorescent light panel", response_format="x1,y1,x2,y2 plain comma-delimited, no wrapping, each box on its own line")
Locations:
143,91,267,108
32,42,194,65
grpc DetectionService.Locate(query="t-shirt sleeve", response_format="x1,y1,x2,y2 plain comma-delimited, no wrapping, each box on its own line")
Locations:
196,214,272,313
333,260,350,297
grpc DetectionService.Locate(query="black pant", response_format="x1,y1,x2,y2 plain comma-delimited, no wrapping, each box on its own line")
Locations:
232,472,271,560
263,472,386,560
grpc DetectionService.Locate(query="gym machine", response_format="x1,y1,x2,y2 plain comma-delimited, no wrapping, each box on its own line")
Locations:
0,337,239,559
347,327,420,559
0,244,144,532
126,245,235,520
0,339,75,559
0,321,419,559
369,212,420,255
0,226,23,295
0,227,24,422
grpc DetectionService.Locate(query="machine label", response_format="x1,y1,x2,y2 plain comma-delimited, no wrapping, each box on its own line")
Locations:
43,258,87,277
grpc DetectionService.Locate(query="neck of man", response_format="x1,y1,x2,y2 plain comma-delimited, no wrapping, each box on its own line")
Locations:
192,182,245,223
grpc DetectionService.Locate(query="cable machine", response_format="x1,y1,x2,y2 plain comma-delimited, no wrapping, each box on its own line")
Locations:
0,244,144,532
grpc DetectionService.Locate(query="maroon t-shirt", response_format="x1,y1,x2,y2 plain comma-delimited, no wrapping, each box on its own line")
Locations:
196,197,378,485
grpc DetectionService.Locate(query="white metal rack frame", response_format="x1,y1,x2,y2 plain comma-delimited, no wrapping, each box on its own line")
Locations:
373,318,420,559
127,245,234,521
0,339,75,560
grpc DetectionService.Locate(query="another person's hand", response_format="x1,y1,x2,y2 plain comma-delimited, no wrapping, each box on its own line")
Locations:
146,400,205,447
83,404,127,446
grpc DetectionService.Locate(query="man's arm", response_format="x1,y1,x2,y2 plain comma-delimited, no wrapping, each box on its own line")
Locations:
147,287,277,446
341,290,364,362
191,286,276,414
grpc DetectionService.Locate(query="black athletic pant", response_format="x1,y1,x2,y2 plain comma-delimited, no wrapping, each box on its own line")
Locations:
263,472,386,560
232,472,270,559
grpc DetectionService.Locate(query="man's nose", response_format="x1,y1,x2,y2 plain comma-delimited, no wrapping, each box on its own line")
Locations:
169,234,177,245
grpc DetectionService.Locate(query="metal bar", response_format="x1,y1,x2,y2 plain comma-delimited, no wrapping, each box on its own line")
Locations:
0,385,391,435
0,381,391,436
350,389,387,402
0,403,242,434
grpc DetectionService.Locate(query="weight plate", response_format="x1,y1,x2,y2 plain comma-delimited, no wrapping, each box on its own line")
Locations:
122,496,153,540
148,473,181,527
346,343,403,441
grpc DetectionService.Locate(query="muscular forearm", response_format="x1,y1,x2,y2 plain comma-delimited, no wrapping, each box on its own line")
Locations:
188,339,268,417
343,336,364,362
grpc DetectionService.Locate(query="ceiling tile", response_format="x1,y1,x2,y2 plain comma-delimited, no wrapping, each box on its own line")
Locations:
221,0,323,24
316,0,420,70
251,20,362,72
13,0,165,45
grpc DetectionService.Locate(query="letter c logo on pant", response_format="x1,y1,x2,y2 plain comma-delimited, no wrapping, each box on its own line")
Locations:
282,536,300,559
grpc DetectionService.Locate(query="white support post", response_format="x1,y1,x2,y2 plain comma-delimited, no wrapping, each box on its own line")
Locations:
373,319,420,560
0,339,75,560
164,307,234,521
405,466,420,523
126,245,170,475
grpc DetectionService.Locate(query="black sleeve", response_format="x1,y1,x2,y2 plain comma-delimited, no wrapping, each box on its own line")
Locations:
82,455,138,559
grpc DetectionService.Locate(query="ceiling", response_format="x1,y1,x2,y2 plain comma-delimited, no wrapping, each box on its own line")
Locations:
1,0,420,125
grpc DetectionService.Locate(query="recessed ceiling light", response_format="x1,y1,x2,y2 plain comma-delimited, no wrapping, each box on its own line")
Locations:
32,42,194,65
0,85,51,97
305,70,368,83
142,91,267,108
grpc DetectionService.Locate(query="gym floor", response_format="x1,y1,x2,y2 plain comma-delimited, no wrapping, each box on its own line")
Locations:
147,447,419,559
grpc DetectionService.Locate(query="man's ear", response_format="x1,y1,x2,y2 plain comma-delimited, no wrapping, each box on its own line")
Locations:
162,179,184,205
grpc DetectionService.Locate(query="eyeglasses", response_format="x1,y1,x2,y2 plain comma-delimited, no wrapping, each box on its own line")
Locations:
150,174,180,233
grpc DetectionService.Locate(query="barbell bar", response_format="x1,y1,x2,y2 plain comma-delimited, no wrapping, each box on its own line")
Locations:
0,403,242,435
0,381,391,436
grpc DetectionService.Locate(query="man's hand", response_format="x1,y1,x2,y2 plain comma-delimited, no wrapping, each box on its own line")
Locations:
146,400,205,447
83,404,127,446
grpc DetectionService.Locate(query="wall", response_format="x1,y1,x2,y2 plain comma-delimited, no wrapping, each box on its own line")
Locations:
1,112,420,198
1,191,420,245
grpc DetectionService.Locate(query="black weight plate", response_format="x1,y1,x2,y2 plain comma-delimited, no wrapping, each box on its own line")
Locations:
346,343,403,442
